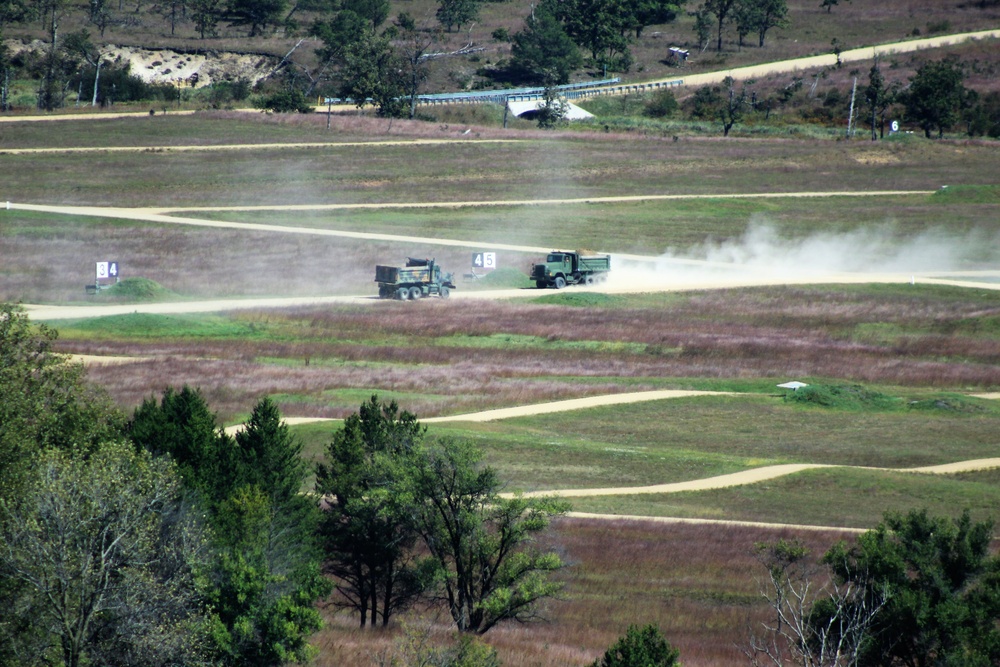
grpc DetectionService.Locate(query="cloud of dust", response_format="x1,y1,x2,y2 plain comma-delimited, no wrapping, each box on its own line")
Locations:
608,219,1000,291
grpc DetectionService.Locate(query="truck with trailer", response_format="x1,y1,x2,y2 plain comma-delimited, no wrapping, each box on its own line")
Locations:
530,251,611,289
375,258,456,300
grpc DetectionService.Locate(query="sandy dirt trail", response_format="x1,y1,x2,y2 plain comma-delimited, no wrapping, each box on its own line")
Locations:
16,193,1000,323
655,29,1000,89
215,388,1000,501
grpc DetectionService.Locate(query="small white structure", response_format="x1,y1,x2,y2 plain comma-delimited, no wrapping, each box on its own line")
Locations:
777,381,809,391
506,99,594,121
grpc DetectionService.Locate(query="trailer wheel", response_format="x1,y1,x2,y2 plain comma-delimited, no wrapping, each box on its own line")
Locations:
439,286,450,299
554,276,567,289
396,287,409,300
409,287,422,300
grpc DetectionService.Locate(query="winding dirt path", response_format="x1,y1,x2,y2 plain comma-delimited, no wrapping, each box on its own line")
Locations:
216,387,1000,504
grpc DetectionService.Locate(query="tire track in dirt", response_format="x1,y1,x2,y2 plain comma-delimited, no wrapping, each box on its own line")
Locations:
0,138,520,155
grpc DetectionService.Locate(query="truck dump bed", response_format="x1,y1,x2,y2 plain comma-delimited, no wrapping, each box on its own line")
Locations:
375,265,433,285
577,255,611,272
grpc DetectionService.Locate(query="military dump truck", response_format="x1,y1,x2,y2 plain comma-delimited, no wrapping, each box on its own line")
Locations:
375,258,456,300
531,251,611,289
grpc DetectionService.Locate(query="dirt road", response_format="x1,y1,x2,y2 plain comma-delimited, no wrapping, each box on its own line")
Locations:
656,29,1000,89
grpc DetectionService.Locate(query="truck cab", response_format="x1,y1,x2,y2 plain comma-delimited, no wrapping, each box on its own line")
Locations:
531,251,610,289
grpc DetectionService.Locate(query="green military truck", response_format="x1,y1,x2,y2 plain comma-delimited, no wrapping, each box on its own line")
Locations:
375,258,456,300
531,251,611,289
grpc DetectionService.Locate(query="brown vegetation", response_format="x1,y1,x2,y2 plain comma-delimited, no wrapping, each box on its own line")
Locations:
66,287,1000,422
310,517,853,667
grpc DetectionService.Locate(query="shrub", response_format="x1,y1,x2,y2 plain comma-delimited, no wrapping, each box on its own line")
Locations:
784,384,900,411
101,277,176,301
255,88,314,113
592,624,680,667
644,89,678,118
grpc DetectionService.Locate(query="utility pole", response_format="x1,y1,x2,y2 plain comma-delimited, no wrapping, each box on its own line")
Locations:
846,76,857,138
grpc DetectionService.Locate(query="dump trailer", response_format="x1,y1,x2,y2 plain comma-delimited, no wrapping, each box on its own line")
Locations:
531,251,611,289
375,258,456,300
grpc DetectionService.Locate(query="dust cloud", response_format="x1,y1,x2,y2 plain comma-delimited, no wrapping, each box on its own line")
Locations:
607,221,1000,292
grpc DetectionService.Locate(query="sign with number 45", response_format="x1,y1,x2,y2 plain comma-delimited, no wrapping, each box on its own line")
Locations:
472,252,496,269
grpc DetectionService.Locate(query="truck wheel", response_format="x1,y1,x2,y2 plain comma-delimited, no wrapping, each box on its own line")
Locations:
439,286,450,299
535,280,547,289
409,287,422,300
584,275,595,286
554,276,567,289
396,287,409,300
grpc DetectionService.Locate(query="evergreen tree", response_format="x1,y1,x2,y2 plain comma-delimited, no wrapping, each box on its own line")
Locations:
130,389,328,666
592,624,680,667
509,4,582,85
316,395,427,628
818,510,1000,666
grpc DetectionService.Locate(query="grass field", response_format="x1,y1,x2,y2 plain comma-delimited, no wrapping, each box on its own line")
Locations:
3,101,1000,665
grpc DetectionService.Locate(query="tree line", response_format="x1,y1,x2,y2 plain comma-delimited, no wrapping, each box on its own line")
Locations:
0,303,568,666
650,54,999,139
4,300,1000,667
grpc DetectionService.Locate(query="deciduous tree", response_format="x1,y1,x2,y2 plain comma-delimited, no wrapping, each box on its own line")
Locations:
407,438,569,634
0,303,123,498
902,57,968,138
435,0,478,33
338,27,406,117
700,0,739,51
690,76,749,135
625,0,683,39
0,441,212,667
734,0,787,48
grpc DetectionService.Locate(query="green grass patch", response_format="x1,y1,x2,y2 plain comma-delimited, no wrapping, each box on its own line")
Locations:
529,292,629,308
435,394,1000,474
569,467,1000,529
435,333,652,355
98,277,178,302
930,184,1000,205
783,384,902,411
906,394,989,414
425,419,761,492
467,267,532,289
59,312,270,339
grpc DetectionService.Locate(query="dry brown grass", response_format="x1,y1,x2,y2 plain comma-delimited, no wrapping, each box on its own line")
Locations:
308,517,855,667
62,287,1000,422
